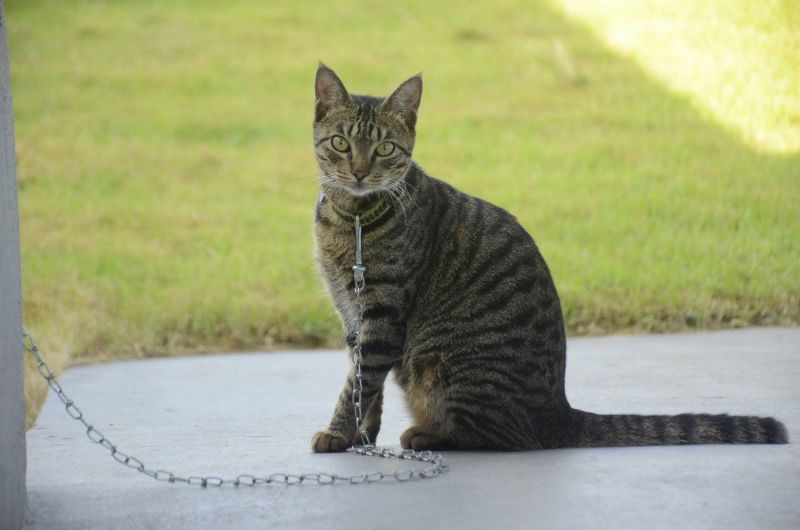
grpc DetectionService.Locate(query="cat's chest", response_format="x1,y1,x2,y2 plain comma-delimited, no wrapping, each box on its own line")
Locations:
315,224,401,325
316,219,411,293
315,226,394,282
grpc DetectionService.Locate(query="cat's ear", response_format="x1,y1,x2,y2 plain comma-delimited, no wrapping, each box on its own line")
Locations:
381,74,423,131
315,64,351,121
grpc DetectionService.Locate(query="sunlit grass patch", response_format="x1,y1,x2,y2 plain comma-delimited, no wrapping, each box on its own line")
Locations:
554,0,800,153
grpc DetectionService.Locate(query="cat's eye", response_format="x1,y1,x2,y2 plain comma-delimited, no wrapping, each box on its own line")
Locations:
331,136,349,152
376,142,395,157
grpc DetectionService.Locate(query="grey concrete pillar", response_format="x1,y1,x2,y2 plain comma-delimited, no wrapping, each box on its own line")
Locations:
0,0,26,528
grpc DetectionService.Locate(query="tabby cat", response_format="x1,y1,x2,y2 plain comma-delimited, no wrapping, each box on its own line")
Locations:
310,65,788,451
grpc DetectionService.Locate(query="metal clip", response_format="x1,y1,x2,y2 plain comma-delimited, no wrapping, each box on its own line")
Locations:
353,264,366,285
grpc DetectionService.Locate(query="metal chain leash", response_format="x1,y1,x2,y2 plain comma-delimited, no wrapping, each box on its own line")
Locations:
351,212,370,446
22,213,448,487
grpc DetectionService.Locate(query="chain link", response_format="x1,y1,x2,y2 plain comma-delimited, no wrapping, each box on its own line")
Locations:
22,213,448,486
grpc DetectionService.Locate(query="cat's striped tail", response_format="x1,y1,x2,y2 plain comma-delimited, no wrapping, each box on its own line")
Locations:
568,409,788,447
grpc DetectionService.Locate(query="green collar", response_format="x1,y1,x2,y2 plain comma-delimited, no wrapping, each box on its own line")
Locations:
323,194,393,227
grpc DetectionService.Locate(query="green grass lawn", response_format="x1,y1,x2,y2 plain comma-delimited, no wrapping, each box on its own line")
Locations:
7,0,799,424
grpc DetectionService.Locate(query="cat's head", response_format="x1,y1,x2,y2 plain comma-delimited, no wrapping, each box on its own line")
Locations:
313,64,422,197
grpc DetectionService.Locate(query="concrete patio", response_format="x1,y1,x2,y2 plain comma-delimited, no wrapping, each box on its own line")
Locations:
24,328,800,529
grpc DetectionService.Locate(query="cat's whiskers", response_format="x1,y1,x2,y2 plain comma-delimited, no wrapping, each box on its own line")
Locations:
385,178,418,216
318,173,352,201
391,182,414,221
380,186,409,225
320,172,414,222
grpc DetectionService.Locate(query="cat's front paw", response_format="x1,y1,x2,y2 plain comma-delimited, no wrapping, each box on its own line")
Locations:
311,430,350,453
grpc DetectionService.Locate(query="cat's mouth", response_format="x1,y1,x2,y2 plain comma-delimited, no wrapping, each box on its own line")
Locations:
345,180,377,197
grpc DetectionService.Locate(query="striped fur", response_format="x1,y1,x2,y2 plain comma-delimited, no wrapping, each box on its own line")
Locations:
309,65,788,452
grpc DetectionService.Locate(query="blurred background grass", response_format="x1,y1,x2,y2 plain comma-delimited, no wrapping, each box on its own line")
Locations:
7,0,799,425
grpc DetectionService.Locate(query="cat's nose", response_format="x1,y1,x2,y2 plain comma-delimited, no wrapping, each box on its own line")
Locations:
352,169,368,182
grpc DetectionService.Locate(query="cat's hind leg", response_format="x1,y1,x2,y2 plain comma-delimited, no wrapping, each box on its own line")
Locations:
404,393,546,450
399,416,534,450
400,425,448,450
400,391,541,450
